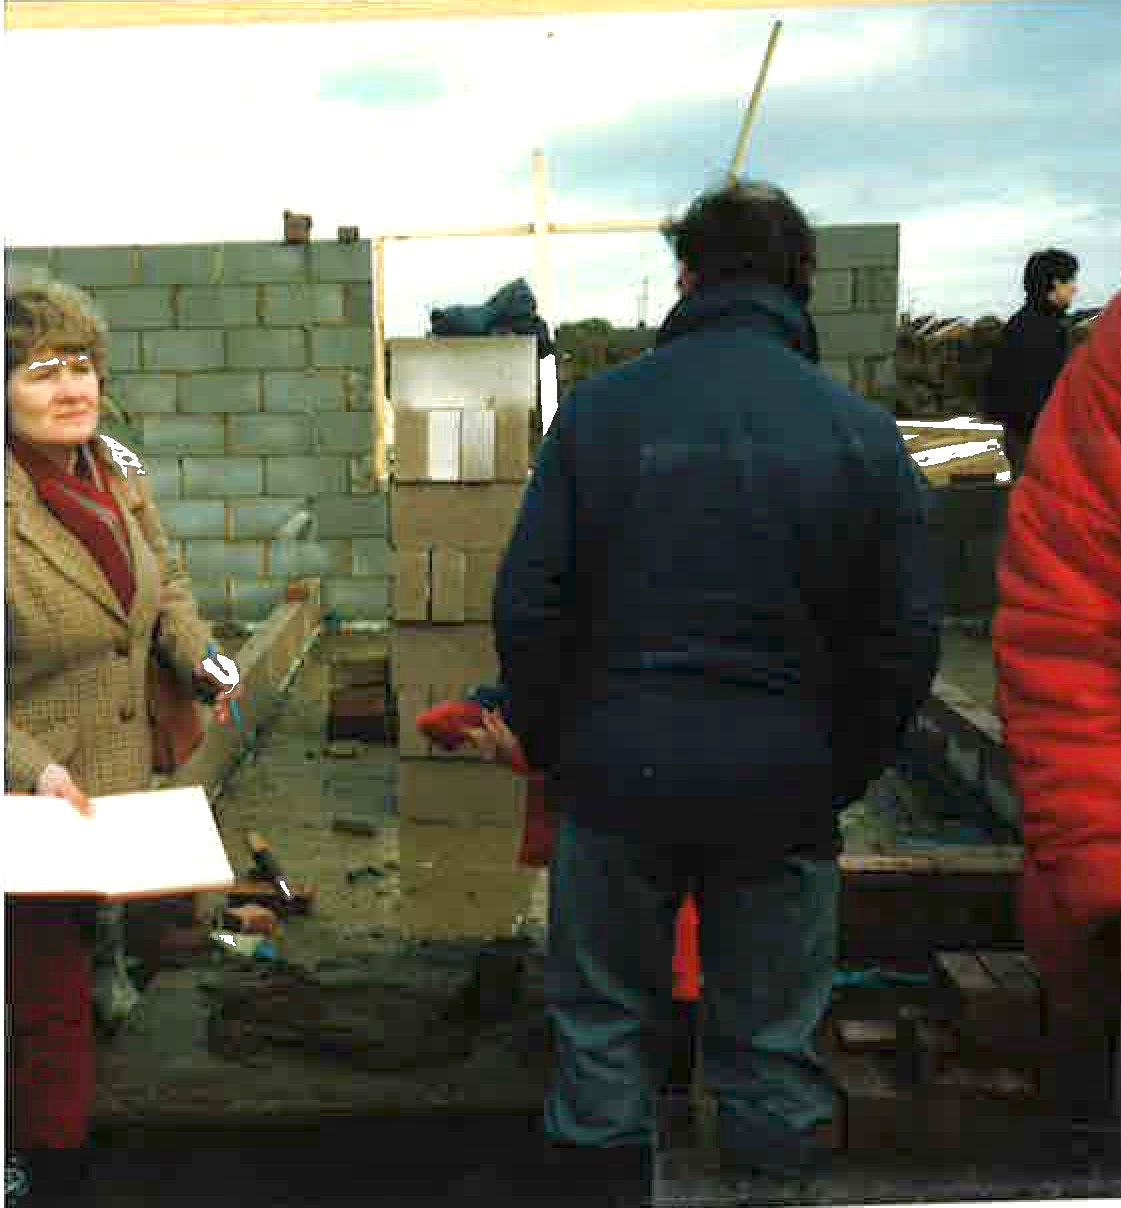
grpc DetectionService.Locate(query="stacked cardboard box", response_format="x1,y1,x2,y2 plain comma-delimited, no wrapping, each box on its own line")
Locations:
388,336,539,939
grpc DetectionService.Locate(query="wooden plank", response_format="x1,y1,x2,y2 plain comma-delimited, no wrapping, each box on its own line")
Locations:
430,548,468,623
459,409,497,483
392,550,430,622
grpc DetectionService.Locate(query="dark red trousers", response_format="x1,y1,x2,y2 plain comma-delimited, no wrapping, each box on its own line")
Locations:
4,899,96,1150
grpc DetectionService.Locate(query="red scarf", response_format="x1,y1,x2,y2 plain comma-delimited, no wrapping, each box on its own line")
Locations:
9,437,136,615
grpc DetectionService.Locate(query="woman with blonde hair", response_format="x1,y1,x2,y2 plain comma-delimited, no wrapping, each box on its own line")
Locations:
4,276,239,1205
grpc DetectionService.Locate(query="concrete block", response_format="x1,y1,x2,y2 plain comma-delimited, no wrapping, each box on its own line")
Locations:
816,313,897,359
313,493,388,537
321,577,391,621
143,456,182,499
178,372,261,414
262,284,345,326
158,500,227,539
388,336,537,410
398,760,525,828
460,410,496,482
399,819,524,874
220,243,309,285
394,551,430,621
92,287,173,330
390,484,524,550
353,537,392,577
263,371,346,413
109,331,141,373
345,371,373,410
347,283,373,324
854,267,898,313
264,456,347,497
397,688,431,756
431,547,468,621
814,225,900,271
142,330,225,372
311,327,372,369
178,286,259,328
495,408,530,481
465,550,502,622
392,623,498,687
112,373,177,415
4,247,52,277
227,328,307,371
269,539,352,578
810,271,854,315
184,541,265,578
229,580,287,623
229,414,313,455
315,412,372,455
140,416,225,454
309,240,372,283
140,246,222,286
189,580,231,623
230,499,306,539
55,246,136,288
183,456,263,497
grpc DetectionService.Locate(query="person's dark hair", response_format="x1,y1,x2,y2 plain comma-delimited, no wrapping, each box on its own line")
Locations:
663,182,817,292
1023,249,1078,303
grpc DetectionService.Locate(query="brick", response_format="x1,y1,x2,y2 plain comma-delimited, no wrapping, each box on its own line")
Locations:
112,373,177,414
4,247,51,277
309,240,372,283
227,328,307,371
184,541,264,578
347,283,373,324
263,371,346,413
321,577,391,621
229,414,312,454
809,270,854,315
394,550,431,621
313,493,388,537
316,412,374,457
143,456,182,499
183,456,263,497
140,416,225,454
264,456,347,497
431,547,467,621
179,372,261,414
178,286,259,327
158,500,226,539
92,287,173,329
390,484,524,550
140,246,222,286
230,499,307,539
391,623,497,687
814,224,899,271
269,539,352,577
109,330,141,373
220,243,309,285
229,580,287,623
55,246,136,288
345,371,372,410
190,580,231,623
142,330,224,372
311,327,372,369
352,537,392,578
262,284,345,326
398,759,525,827
816,313,897,359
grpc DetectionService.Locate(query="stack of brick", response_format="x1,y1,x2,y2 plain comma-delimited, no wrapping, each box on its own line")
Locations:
388,336,539,939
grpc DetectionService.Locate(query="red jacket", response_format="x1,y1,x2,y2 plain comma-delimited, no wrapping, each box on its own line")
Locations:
993,292,1121,981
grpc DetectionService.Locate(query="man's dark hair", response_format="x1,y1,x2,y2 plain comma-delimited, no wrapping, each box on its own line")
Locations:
1023,249,1078,303
663,182,817,292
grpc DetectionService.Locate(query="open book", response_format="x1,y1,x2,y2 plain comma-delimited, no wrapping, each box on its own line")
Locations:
1,785,235,899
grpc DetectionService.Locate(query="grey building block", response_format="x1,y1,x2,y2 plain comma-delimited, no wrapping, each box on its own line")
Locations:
853,267,899,313
111,373,178,414
55,247,136,288
311,327,372,369
352,537,392,577
347,283,373,324
264,456,348,497
269,539,352,577
91,287,173,330
109,330,141,373
184,541,265,578
158,500,227,539
322,577,391,621
315,411,372,455
809,270,854,316
313,493,388,538
141,246,222,286
179,372,261,414
229,414,313,455
143,456,182,499
189,580,231,624
346,372,373,410
142,330,224,372
183,457,263,498
263,371,346,413
220,244,309,285
815,312,897,359
230,499,307,539
309,240,372,284
227,328,307,371
814,225,899,271
262,284,346,326
140,416,225,454
178,286,259,328
229,580,287,623
5,247,52,277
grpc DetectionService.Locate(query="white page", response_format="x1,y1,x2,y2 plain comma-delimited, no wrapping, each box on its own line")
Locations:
0,794,102,894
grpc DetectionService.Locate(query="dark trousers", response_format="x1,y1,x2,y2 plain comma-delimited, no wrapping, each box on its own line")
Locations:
1003,426,1029,479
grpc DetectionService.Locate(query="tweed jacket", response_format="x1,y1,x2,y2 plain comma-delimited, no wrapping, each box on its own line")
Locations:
5,437,214,796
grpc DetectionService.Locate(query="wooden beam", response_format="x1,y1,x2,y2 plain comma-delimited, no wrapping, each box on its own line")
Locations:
6,1,1023,29
373,236,388,491
531,147,554,327
727,19,782,184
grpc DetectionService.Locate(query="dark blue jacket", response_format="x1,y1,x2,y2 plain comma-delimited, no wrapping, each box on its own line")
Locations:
494,280,941,859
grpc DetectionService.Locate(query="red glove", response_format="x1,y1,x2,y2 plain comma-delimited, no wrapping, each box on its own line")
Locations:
416,700,484,752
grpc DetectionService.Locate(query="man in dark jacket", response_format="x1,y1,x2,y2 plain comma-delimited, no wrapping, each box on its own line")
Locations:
491,182,941,1204
982,249,1079,478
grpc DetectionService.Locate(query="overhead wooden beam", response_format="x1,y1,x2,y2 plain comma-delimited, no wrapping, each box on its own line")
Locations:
5,0,1024,29
727,19,782,184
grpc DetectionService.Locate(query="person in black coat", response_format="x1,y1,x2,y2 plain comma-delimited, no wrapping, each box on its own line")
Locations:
983,248,1079,478
485,181,941,1204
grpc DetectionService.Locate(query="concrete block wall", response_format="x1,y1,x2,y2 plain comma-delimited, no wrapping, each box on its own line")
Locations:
5,240,387,623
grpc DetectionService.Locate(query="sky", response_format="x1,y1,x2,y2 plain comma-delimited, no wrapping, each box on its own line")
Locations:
3,2,1119,336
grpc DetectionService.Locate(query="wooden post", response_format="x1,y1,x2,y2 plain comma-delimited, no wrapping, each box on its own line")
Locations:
727,19,782,184
373,236,388,491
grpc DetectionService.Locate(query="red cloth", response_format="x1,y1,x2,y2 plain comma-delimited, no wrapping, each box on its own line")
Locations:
4,900,95,1149
993,293,1121,975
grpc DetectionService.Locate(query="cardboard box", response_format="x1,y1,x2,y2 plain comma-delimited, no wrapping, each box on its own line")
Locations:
393,550,431,622
495,408,530,482
400,819,523,871
391,623,498,688
398,758,526,827
431,547,468,622
391,484,525,551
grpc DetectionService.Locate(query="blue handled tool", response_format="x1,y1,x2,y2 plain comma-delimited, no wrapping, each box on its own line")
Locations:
205,641,245,734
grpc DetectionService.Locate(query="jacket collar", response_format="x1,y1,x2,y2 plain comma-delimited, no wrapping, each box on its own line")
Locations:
656,280,815,356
